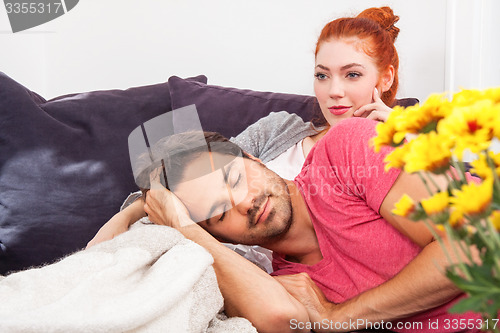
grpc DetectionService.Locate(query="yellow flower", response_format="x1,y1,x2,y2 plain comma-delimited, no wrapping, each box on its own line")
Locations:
450,178,493,217
437,100,497,158
453,87,500,106
403,131,453,174
392,194,416,217
492,103,500,140
435,224,445,232
396,94,452,136
452,88,485,107
421,191,449,216
372,106,405,152
490,211,500,231
383,140,413,171
449,208,465,228
482,86,500,104
470,151,500,180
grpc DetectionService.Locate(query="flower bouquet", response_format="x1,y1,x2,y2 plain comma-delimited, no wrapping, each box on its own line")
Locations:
373,87,500,332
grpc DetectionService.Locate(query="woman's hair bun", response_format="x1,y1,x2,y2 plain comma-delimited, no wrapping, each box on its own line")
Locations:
357,6,400,42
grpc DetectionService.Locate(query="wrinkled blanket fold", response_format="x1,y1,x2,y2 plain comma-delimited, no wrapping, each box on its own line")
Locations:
0,221,256,333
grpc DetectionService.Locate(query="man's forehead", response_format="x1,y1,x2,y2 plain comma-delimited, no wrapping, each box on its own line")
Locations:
181,152,243,179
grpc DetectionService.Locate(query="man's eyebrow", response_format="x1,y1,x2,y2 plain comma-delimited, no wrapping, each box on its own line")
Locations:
340,63,365,71
203,159,237,224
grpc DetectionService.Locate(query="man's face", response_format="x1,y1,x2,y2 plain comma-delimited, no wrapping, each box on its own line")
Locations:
173,152,293,246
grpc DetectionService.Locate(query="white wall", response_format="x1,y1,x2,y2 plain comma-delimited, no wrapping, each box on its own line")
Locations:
1,0,497,102
445,0,500,95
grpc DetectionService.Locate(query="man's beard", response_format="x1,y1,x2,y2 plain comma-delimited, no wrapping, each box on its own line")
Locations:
240,166,294,245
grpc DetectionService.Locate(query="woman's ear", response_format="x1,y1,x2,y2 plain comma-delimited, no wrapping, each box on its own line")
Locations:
379,65,395,93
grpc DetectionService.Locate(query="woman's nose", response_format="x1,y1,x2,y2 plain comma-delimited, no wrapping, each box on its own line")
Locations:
328,78,344,99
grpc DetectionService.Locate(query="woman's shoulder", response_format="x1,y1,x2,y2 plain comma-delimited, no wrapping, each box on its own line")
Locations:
313,118,379,159
324,118,377,142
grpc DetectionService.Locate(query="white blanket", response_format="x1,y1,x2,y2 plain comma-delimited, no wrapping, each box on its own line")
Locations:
0,221,256,333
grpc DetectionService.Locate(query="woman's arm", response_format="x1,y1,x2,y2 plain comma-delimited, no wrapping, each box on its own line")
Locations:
276,171,473,332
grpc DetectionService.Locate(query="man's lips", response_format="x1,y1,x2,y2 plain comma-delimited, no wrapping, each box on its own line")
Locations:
328,106,351,116
255,197,270,226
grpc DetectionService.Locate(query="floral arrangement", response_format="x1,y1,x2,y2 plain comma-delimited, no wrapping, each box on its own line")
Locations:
373,87,500,332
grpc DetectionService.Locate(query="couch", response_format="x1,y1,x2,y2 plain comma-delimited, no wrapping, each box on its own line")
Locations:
0,71,418,275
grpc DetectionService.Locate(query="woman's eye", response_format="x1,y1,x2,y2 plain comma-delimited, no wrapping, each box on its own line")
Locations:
314,72,328,80
346,72,361,79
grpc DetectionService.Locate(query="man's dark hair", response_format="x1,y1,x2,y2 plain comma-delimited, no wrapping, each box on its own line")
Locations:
135,131,249,197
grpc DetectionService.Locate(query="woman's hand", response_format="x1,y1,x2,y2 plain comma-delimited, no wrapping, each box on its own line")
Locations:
274,272,336,328
143,177,194,229
353,87,393,122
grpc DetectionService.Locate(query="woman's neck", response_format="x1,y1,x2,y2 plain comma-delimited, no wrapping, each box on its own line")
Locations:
302,128,328,158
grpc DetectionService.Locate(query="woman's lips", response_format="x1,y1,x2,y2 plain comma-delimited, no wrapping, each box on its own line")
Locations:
255,197,270,225
328,106,351,116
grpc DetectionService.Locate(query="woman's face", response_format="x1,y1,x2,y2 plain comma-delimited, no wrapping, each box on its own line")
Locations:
314,38,382,126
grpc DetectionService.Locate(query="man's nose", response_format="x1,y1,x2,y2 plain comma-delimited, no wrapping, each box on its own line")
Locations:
233,192,255,216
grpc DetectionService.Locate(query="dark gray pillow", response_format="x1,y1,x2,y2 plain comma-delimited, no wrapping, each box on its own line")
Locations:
0,72,207,274
168,76,321,139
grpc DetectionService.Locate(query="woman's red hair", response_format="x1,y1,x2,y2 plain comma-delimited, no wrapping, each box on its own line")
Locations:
315,7,400,106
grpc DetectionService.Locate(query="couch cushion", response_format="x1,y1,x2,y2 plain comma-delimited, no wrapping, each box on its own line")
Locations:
168,76,321,139
0,72,207,274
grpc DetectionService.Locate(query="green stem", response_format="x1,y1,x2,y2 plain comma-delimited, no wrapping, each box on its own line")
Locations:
425,171,443,193
451,158,467,183
485,152,500,197
422,219,454,267
454,226,475,264
443,222,473,280
475,220,496,252
417,172,434,196
486,217,500,248
484,219,500,276
444,167,461,191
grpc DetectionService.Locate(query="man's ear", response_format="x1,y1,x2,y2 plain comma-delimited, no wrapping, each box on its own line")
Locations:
245,152,263,164
379,65,395,93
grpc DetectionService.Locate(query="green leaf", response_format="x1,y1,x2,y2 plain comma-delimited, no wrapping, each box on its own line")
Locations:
449,294,486,314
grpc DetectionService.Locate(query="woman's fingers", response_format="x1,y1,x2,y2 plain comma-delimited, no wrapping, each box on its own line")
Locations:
353,87,392,122
373,87,382,102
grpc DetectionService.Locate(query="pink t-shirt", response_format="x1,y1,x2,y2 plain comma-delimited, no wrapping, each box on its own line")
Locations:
272,118,480,333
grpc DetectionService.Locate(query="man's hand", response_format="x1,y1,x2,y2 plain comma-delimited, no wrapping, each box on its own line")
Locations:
275,273,336,331
143,177,194,228
353,88,393,122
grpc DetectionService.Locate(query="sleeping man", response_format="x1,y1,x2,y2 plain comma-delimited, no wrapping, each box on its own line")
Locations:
116,118,481,333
